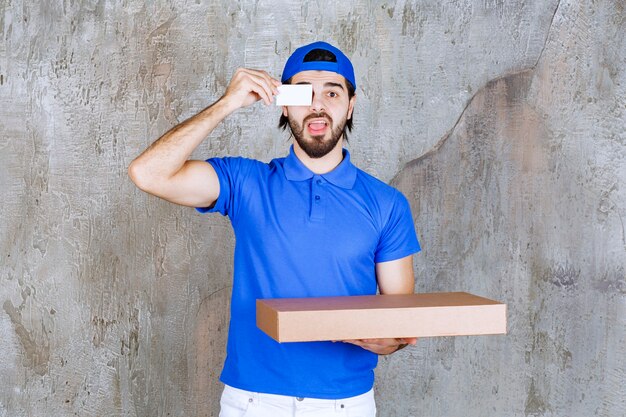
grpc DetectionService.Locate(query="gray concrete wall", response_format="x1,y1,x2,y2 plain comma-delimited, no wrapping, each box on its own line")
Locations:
0,0,623,416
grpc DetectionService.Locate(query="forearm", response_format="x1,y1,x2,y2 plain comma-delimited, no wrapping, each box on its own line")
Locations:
128,97,235,190
344,337,416,355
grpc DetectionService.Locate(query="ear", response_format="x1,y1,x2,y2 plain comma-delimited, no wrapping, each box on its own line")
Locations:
347,94,356,119
282,106,289,117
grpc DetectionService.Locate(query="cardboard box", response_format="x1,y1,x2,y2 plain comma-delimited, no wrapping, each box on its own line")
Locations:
256,292,506,342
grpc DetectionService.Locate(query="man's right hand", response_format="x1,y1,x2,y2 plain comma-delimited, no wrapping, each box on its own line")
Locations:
221,68,281,110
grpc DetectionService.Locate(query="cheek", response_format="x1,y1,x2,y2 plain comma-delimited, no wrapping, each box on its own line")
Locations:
332,99,351,115
331,104,350,121
286,107,307,120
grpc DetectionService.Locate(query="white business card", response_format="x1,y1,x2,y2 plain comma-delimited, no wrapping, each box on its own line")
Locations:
275,84,312,106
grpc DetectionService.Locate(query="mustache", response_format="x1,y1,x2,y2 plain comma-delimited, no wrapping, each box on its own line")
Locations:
303,112,333,125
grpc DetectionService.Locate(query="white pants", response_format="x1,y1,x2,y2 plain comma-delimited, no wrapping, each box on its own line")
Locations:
219,384,377,417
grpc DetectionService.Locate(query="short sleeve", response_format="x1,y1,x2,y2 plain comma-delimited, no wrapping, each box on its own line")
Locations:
195,157,253,220
374,191,421,263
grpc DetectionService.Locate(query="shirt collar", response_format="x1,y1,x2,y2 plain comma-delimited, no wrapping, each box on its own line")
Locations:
283,145,357,189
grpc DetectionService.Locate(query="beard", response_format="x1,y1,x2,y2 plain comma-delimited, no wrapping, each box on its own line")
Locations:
288,112,347,159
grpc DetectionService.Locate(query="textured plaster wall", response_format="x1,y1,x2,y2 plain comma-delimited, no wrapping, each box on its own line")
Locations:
0,1,624,416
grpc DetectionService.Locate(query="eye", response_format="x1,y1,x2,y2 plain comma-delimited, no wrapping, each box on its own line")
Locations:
328,91,338,98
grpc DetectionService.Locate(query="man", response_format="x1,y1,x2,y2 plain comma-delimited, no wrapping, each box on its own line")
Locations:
129,41,420,416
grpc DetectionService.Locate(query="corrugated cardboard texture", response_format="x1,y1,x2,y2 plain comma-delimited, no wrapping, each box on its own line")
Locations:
257,292,506,342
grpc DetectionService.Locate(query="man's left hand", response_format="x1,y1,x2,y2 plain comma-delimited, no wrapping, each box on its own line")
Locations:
342,338,417,355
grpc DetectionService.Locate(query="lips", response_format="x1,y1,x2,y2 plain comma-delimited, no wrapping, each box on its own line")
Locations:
308,121,327,134
305,116,331,135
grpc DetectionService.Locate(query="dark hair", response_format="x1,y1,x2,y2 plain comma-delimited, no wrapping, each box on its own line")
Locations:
278,48,356,141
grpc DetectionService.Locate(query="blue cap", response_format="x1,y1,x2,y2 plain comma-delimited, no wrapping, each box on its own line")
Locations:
281,41,356,89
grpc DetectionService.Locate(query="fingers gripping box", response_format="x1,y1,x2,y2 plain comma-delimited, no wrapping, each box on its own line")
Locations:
256,292,507,343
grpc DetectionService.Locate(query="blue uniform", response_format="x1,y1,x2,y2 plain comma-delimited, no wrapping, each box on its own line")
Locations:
198,146,420,399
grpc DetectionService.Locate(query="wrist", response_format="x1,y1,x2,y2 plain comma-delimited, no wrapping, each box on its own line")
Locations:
214,94,240,116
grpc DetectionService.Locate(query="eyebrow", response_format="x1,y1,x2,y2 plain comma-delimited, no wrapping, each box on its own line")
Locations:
295,81,345,90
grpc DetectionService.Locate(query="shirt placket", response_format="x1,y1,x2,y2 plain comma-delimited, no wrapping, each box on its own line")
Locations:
310,175,326,221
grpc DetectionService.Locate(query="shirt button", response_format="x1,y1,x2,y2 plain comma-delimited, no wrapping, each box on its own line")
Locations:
296,397,304,401
315,195,321,200
317,179,323,185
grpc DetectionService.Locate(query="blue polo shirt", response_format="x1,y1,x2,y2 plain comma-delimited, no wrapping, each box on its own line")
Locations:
197,146,420,399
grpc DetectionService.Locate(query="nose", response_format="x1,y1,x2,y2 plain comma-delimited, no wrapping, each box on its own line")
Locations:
310,91,325,113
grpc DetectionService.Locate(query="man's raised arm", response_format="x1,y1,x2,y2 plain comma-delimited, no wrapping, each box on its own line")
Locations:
128,68,280,207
